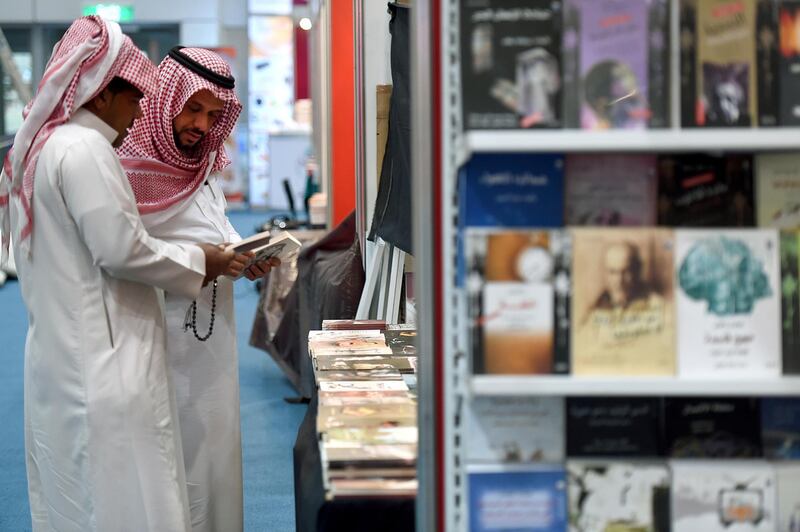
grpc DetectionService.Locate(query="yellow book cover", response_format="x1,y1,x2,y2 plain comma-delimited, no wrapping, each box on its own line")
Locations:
756,153,800,228
696,0,758,127
571,228,676,376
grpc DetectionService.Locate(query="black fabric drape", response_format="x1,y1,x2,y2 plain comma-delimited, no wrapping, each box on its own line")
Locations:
369,3,412,254
266,211,365,398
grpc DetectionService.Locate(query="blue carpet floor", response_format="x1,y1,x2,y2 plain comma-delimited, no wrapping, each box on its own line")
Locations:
0,211,307,531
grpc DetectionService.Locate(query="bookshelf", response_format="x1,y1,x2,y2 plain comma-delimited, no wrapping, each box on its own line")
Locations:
411,0,800,529
470,375,800,397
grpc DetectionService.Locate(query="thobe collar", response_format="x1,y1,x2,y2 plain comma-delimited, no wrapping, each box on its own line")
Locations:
70,108,119,145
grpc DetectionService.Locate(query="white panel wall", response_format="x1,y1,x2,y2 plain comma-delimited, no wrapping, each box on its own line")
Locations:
362,0,392,233
180,21,221,47
1,0,35,22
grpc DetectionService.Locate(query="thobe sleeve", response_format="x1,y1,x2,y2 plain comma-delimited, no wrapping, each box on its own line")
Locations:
59,138,206,299
225,216,242,244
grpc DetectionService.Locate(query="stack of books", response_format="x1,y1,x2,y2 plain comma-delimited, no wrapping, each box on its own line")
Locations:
309,321,419,499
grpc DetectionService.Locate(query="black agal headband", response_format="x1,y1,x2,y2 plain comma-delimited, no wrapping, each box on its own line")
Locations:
167,46,235,90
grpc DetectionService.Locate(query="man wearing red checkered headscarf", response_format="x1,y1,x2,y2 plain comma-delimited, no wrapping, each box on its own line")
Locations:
119,47,276,532
0,18,241,532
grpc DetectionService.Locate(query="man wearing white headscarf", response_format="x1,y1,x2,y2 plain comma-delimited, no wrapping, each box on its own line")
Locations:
0,17,242,531
119,47,274,532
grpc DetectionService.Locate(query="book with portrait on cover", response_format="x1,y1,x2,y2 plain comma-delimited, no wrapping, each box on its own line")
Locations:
571,228,675,376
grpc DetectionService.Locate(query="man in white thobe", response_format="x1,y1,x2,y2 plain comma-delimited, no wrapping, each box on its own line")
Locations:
0,17,244,531
119,47,275,532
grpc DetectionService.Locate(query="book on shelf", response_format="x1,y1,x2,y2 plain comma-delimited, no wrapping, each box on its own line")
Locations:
383,329,418,356
657,154,755,227
323,443,417,468
682,0,759,127
781,231,800,374
761,398,800,460
562,0,669,130
664,398,762,458
326,466,417,480
776,464,800,532
327,478,418,498
566,461,670,532
467,229,571,374
318,380,409,394
323,426,418,447
317,394,413,407
467,464,568,532
571,228,676,376
314,355,416,373
671,461,777,532
459,153,565,229
460,0,562,130
564,154,658,226
566,397,664,458
466,396,565,463
321,319,387,331
309,334,392,356
756,154,800,229
315,369,404,382
675,229,782,378
780,2,800,125
225,231,301,279
316,403,417,432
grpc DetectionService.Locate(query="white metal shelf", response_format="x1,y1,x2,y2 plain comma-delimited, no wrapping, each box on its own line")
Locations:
463,129,800,154
471,375,800,397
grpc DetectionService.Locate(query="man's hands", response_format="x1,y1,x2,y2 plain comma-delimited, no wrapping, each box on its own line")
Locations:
242,256,281,281
198,244,282,285
198,243,235,286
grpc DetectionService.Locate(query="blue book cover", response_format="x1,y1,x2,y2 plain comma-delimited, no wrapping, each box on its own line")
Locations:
468,466,568,532
762,398,800,459
460,153,565,229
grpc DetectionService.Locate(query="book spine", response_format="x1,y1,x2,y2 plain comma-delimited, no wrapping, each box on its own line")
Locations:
649,0,671,128
782,232,800,374
562,0,581,128
679,0,697,127
758,0,780,127
553,234,571,374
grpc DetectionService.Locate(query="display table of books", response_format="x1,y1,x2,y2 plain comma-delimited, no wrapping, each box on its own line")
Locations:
293,320,418,532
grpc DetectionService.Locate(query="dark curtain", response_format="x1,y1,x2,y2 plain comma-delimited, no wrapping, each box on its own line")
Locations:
368,3,412,254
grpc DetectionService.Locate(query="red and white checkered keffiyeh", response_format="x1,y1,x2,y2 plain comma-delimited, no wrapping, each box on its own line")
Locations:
118,48,242,216
0,16,157,263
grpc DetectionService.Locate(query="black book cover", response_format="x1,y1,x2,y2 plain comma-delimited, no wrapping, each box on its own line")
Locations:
761,397,800,459
649,0,671,128
680,0,698,127
781,231,800,374
562,1,581,128
383,330,418,357
757,0,779,126
657,154,755,227
664,397,762,458
460,0,562,129
779,2,800,125
566,397,663,457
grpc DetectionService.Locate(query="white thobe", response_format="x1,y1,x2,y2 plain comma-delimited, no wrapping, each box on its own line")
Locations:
12,109,206,532
141,171,244,532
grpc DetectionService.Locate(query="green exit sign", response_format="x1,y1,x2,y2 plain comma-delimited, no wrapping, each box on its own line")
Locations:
82,4,135,22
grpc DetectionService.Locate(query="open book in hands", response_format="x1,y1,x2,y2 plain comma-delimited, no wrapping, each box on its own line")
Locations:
225,231,302,280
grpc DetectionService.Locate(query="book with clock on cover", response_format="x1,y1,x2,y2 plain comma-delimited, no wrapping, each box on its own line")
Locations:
671,460,777,532
225,231,301,279
466,229,571,374
567,461,671,532
664,397,762,458
571,228,676,376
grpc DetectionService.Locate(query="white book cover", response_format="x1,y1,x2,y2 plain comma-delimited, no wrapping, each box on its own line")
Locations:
672,461,777,532
467,396,564,463
675,229,782,378
318,380,409,393
776,464,800,532
567,461,670,532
